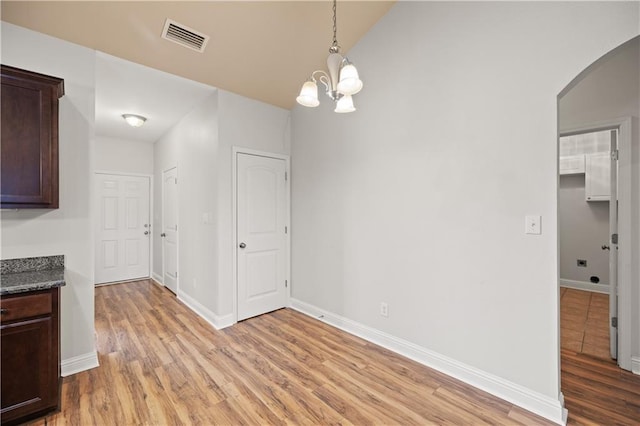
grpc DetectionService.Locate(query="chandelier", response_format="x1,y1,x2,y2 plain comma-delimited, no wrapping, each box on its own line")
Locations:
296,0,363,113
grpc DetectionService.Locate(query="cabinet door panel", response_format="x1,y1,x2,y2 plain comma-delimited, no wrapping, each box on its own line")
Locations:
585,152,611,201
0,65,63,209
0,317,53,421
1,82,53,204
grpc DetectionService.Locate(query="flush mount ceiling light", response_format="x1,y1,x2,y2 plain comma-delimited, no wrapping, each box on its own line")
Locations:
296,0,363,113
122,114,147,128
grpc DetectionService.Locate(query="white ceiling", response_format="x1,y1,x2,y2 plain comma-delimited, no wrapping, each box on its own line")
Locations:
95,52,216,143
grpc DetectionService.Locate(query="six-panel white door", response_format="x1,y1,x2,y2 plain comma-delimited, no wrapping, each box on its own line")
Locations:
237,153,288,321
95,174,150,284
162,167,179,294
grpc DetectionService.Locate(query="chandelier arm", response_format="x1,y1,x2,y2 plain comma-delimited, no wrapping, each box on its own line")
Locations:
311,70,331,92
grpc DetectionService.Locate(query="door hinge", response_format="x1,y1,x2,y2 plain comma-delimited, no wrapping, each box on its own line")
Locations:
612,317,618,328
285,226,288,234
611,233,618,244
612,150,619,161
285,280,288,288
285,171,288,181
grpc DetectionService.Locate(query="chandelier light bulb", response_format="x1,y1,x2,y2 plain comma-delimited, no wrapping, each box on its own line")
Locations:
334,95,355,113
296,80,320,107
337,62,363,96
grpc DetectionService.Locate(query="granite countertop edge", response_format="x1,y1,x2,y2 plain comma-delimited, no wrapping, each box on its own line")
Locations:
0,268,66,296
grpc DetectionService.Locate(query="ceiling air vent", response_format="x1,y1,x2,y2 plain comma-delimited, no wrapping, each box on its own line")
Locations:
161,19,209,53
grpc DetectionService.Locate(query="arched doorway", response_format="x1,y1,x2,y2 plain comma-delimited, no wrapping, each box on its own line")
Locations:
557,35,639,423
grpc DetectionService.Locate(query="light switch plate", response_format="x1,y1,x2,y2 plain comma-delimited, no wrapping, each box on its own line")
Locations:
525,215,542,235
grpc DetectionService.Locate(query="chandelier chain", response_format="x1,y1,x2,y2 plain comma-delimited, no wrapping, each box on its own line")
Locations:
332,0,338,49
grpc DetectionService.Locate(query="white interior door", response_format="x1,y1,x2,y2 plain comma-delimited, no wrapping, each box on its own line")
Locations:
162,167,179,294
237,153,288,321
95,174,150,284
609,129,619,359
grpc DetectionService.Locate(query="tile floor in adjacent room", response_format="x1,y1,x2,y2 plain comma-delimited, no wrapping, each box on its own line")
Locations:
560,287,611,360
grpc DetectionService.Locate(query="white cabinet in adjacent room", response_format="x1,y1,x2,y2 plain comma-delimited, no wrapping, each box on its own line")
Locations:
585,152,610,201
559,154,585,175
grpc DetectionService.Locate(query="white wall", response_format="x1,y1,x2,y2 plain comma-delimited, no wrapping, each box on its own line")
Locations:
94,136,153,175
560,38,640,130
559,174,610,285
153,93,219,322
290,2,638,423
559,37,640,371
152,89,290,326
216,90,290,317
0,23,97,371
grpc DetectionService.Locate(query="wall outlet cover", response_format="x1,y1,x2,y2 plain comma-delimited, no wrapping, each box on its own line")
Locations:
525,215,542,235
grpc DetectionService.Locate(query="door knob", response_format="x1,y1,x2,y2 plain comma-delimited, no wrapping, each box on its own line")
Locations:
144,231,149,235
239,242,246,249
602,245,610,250
161,233,166,237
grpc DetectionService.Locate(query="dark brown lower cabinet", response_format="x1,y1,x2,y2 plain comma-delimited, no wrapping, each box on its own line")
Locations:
0,288,60,425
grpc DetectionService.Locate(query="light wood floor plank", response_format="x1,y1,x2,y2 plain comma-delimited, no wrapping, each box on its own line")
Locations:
560,289,640,425
25,280,638,425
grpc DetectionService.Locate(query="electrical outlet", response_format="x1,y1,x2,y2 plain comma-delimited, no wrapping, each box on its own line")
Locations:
380,302,389,317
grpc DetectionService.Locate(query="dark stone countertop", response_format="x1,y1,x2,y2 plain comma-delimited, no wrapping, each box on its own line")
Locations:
1,268,66,296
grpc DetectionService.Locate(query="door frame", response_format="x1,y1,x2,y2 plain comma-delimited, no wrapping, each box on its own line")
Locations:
232,147,290,324
558,116,633,370
93,171,153,285
161,166,179,293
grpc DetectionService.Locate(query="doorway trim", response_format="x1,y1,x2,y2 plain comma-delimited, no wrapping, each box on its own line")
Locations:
93,170,153,285
558,116,633,371
232,147,291,325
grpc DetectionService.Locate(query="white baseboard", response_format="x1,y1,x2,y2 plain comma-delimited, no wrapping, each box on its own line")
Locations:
632,356,640,375
560,279,609,294
178,290,234,330
289,298,565,426
61,351,99,377
151,272,164,285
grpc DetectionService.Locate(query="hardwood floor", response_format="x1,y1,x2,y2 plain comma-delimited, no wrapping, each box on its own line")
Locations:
562,349,640,425
560,287,640,425
560,287,610,359
31,279,551,425
26,280,640,425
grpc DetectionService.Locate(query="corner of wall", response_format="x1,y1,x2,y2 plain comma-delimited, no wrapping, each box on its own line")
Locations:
61,351,99,377
178,290,234,330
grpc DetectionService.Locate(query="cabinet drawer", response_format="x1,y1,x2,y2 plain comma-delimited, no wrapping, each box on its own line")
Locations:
0,292,52,322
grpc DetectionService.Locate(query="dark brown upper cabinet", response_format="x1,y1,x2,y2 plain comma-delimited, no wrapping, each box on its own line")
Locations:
1,65,64,209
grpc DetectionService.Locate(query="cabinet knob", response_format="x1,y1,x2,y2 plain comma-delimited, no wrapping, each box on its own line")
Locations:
0,308,7,315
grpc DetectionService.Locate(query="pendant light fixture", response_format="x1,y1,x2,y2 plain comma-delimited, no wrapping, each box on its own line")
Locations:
296,0,363,113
